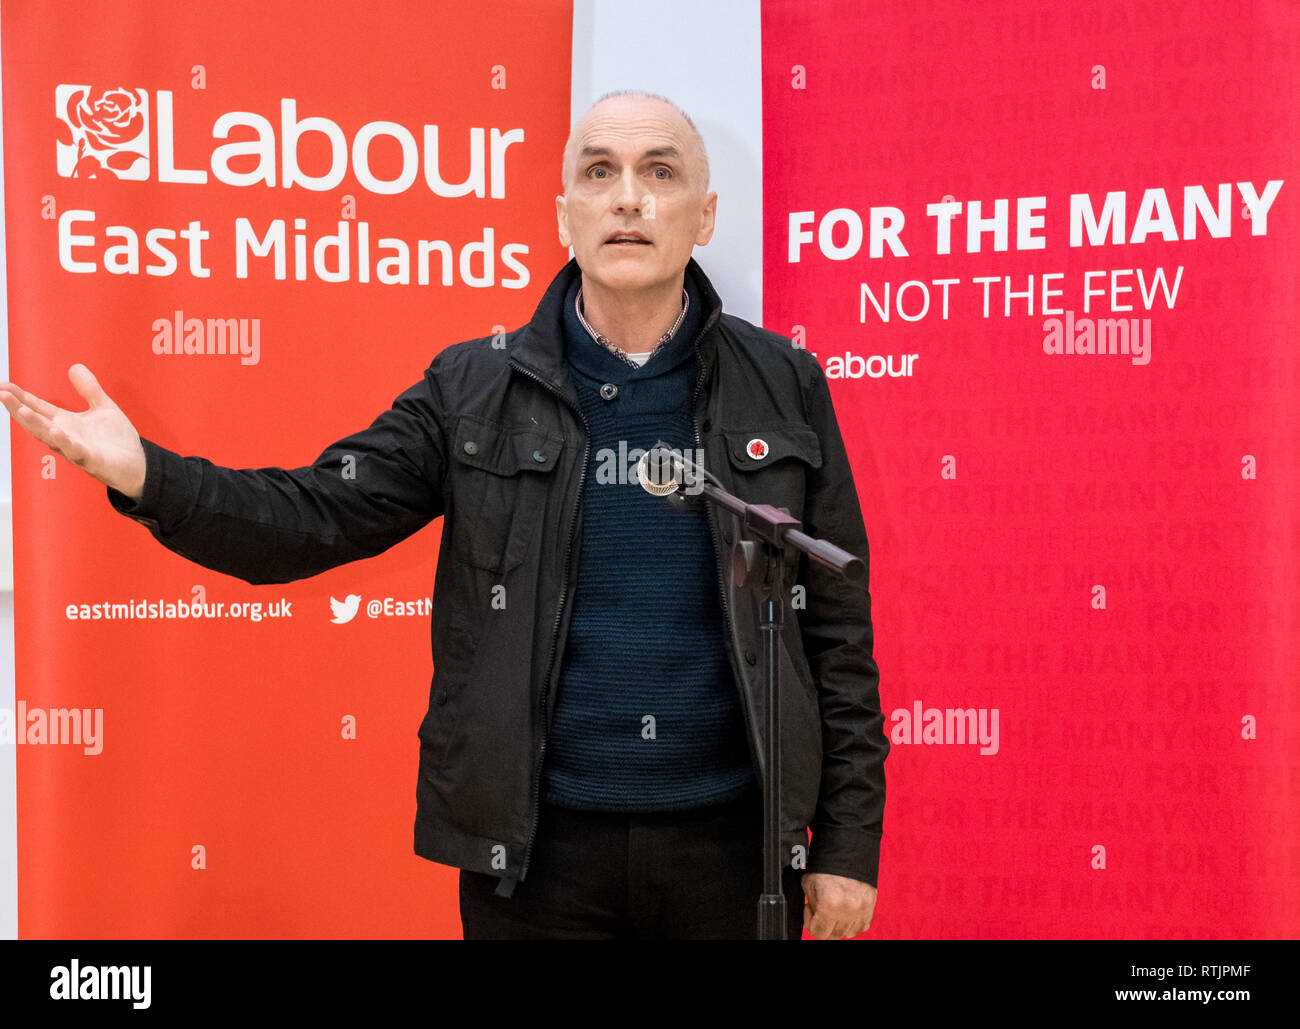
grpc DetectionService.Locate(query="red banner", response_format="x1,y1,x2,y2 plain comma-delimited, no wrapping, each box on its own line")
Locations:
762,0,1299,937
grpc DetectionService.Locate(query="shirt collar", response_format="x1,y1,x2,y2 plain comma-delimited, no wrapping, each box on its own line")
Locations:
574,285,690,368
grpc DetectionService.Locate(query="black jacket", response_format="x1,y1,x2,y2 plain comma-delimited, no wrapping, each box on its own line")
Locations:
108,256,890,889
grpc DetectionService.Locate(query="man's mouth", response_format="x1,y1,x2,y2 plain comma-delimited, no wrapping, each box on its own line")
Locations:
605,232,652,246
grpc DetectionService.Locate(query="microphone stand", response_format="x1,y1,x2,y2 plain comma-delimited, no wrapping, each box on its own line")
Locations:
637,443,865,940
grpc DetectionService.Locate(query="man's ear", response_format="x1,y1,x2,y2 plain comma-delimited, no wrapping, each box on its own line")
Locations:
695,190,718,246
556,194,572,248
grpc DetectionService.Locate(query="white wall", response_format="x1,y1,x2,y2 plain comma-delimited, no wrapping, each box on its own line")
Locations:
571,0,764,323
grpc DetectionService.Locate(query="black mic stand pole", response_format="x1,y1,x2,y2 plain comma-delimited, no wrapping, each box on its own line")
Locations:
639,443,865,940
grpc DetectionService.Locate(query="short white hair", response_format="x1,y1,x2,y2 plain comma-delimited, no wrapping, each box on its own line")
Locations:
563,90,710,190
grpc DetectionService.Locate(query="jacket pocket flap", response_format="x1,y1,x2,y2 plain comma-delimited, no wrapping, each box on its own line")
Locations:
722,425,824,471
453,415,561,475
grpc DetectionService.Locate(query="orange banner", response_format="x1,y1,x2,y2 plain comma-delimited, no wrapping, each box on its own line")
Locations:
3,0,572,938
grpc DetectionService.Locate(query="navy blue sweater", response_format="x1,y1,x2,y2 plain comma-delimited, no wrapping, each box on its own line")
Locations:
539,273,756,810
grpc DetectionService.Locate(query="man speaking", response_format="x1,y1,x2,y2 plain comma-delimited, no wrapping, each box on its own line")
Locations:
1,91,889,940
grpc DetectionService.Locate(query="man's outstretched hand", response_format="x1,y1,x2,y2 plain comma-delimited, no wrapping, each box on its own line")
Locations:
0,364,147,501
802,871,878,939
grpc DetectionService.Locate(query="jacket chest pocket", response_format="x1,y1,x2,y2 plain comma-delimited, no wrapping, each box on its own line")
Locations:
719,424,823,518
450,414,562,576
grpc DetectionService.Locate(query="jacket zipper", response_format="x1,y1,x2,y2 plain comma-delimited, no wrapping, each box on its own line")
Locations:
509,359,590,888
691,350,765,788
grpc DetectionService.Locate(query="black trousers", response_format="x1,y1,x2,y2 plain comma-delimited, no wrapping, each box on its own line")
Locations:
459,782,806,939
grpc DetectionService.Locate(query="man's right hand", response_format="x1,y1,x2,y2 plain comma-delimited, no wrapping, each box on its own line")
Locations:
0,364,148,502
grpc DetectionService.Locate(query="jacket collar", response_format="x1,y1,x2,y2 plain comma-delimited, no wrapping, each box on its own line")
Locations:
510,255,724,399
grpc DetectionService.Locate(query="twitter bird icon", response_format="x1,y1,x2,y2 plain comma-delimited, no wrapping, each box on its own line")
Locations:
330,594,362,624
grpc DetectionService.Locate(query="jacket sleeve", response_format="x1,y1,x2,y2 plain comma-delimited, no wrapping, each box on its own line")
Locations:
797,354,890,887
104,367,447,585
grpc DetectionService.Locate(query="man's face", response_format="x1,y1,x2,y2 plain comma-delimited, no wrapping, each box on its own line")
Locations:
556,96,716,293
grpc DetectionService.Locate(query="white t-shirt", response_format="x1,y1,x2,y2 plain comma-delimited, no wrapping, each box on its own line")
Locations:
626,352,651,367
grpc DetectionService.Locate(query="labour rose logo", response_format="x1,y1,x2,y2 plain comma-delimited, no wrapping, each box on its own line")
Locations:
55,85,149,180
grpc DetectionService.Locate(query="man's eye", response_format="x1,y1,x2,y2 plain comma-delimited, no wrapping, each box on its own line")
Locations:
653,166,671,179
588,166,608,179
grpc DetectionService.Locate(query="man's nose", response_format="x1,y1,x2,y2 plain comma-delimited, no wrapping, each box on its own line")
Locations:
611,170,643,214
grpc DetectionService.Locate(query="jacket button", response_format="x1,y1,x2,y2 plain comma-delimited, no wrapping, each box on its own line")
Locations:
436,688,449,706
745,650,757,666
600,383,618,400
463,440,478,456
532,449,547,463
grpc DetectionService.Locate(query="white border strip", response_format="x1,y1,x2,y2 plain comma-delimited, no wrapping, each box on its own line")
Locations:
0,1,19,941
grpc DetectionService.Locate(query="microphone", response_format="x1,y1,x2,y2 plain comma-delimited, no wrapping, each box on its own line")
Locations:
635,445,680,496
635,443,713,504
637,441,865,583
